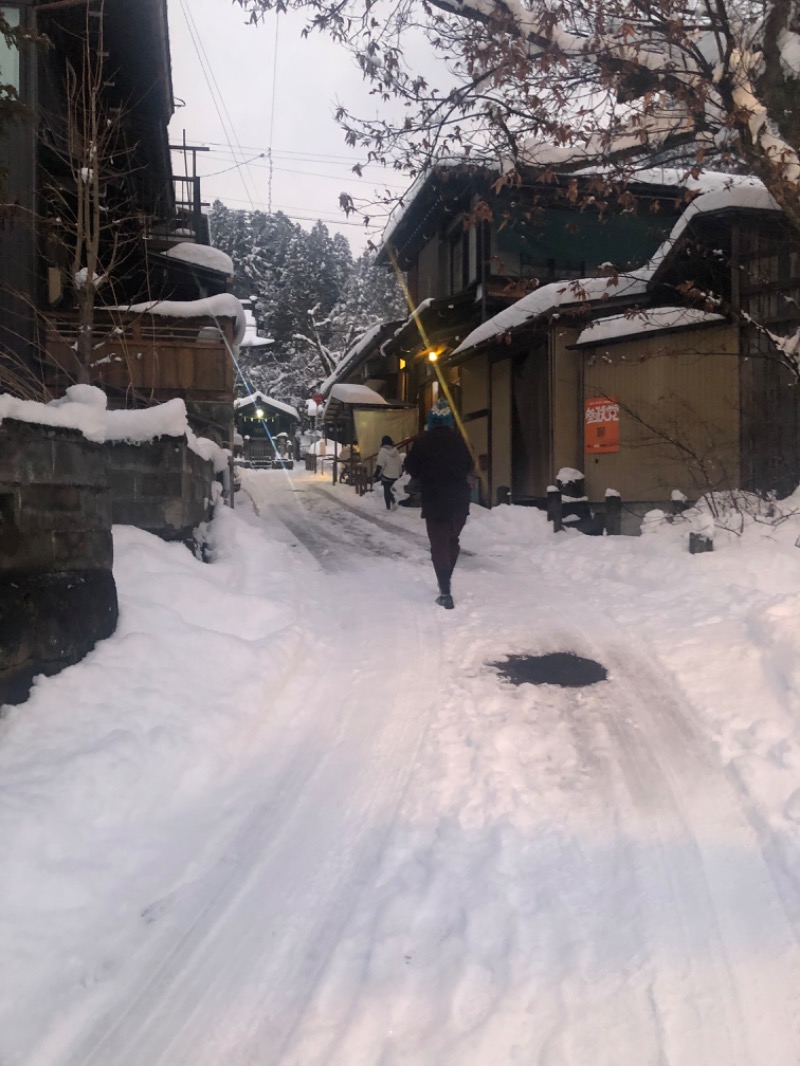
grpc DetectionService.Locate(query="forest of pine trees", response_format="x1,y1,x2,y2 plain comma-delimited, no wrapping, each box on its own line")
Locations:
209,201,406,408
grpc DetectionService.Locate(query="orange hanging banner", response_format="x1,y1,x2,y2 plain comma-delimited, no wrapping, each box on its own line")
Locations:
584,397,620,454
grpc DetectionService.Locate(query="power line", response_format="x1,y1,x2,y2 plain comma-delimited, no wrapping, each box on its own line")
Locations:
202,155,408,190
178,0,261,209
212,194,386,228
267,11,280,213
188,139,396,168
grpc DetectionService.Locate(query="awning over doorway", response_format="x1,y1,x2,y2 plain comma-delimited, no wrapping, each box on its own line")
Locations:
321,385,417,460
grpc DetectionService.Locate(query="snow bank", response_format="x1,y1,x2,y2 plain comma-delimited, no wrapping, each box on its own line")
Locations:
6,470,800,1062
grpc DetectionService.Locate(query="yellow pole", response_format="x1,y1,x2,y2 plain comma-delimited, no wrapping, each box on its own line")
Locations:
386,244,488,499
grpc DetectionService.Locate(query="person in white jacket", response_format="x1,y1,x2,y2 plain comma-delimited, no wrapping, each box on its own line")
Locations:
374,435,404,510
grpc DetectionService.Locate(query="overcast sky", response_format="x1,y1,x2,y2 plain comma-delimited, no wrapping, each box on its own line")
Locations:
166,0,409,254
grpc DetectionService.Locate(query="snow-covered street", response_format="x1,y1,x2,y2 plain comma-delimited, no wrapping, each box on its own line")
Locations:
5,468,800,1064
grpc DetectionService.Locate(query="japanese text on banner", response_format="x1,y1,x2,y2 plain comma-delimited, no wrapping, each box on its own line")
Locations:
585,397,620,454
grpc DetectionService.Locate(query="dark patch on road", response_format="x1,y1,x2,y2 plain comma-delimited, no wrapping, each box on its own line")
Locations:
491,652,608,688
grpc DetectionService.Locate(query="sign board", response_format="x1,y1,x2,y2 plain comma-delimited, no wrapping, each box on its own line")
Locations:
584,397,620,454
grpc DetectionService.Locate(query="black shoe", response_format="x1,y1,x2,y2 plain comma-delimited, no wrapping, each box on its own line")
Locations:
435,593,454,609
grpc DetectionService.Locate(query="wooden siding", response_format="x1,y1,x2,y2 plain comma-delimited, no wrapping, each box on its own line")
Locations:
511,340,551,499
552,326,583,481
465,414,489,480
461,354,489,415
491,360,512,501
737,222,800,495
417,234,443,301
581,324,740,502
43,314,235,403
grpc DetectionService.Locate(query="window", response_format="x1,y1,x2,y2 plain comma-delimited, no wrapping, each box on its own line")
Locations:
0,6,20,92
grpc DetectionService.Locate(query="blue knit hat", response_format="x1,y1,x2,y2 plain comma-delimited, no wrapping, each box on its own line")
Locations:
426,400,455,430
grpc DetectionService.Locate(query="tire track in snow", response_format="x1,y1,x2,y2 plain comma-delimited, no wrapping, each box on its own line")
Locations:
452,584,800,1066
60,473,448,1066
597,643,800,1065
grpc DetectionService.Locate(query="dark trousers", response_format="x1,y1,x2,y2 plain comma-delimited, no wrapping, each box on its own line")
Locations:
425,513,467,593
382,477,397,509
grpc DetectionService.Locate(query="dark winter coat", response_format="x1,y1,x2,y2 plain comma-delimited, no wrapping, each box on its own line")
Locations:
403,426,473,522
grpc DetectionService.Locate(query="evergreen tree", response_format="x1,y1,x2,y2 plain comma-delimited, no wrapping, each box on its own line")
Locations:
210,205,404,408
328,249,407,354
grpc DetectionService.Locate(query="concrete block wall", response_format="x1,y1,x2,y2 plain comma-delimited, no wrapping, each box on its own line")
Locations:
106,438,215,543
1,422,220,706
0,421,118,706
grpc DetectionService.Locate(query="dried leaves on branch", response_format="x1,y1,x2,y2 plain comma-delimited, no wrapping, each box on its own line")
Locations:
236,0,800,231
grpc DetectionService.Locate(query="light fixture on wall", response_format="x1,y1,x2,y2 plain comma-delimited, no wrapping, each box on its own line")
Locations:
255,408,265,419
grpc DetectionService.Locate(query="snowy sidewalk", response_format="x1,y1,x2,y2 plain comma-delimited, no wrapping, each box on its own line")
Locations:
4,468,800,1064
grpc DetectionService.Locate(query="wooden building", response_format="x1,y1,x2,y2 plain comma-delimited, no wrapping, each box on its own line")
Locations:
448,183,800,519
234,391,300,466
376,163,688,503
0,0,237,444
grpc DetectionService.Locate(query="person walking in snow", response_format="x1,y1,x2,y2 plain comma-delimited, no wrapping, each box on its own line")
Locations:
403,401,474,610
374,435,404,511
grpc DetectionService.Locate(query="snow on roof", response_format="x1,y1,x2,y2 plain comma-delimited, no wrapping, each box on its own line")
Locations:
453,272,651,355
164,242,234,276
380,159,468,252
327,384,388,406
319,323,387,394
381,160,741,256
0,385,229,471
614,168,764,195
240,308,273,350
574,306,727,346
120,294,247,346
453,178,780,357
234,390,300,420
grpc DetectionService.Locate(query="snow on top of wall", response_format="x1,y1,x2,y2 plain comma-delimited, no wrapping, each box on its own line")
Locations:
234,390,300,420
120,294,247,346
0,386,229,470
164,243,234,276
575,306,727,345
453,179,780,356
0,388,109,442
104,398,189,442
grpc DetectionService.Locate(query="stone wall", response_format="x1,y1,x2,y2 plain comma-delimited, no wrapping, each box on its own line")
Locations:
0,420,118,706
106,438,215,544
1,422,221,707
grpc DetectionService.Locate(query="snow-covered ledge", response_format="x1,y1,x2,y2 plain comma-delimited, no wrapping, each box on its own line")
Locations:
0,385,230,474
